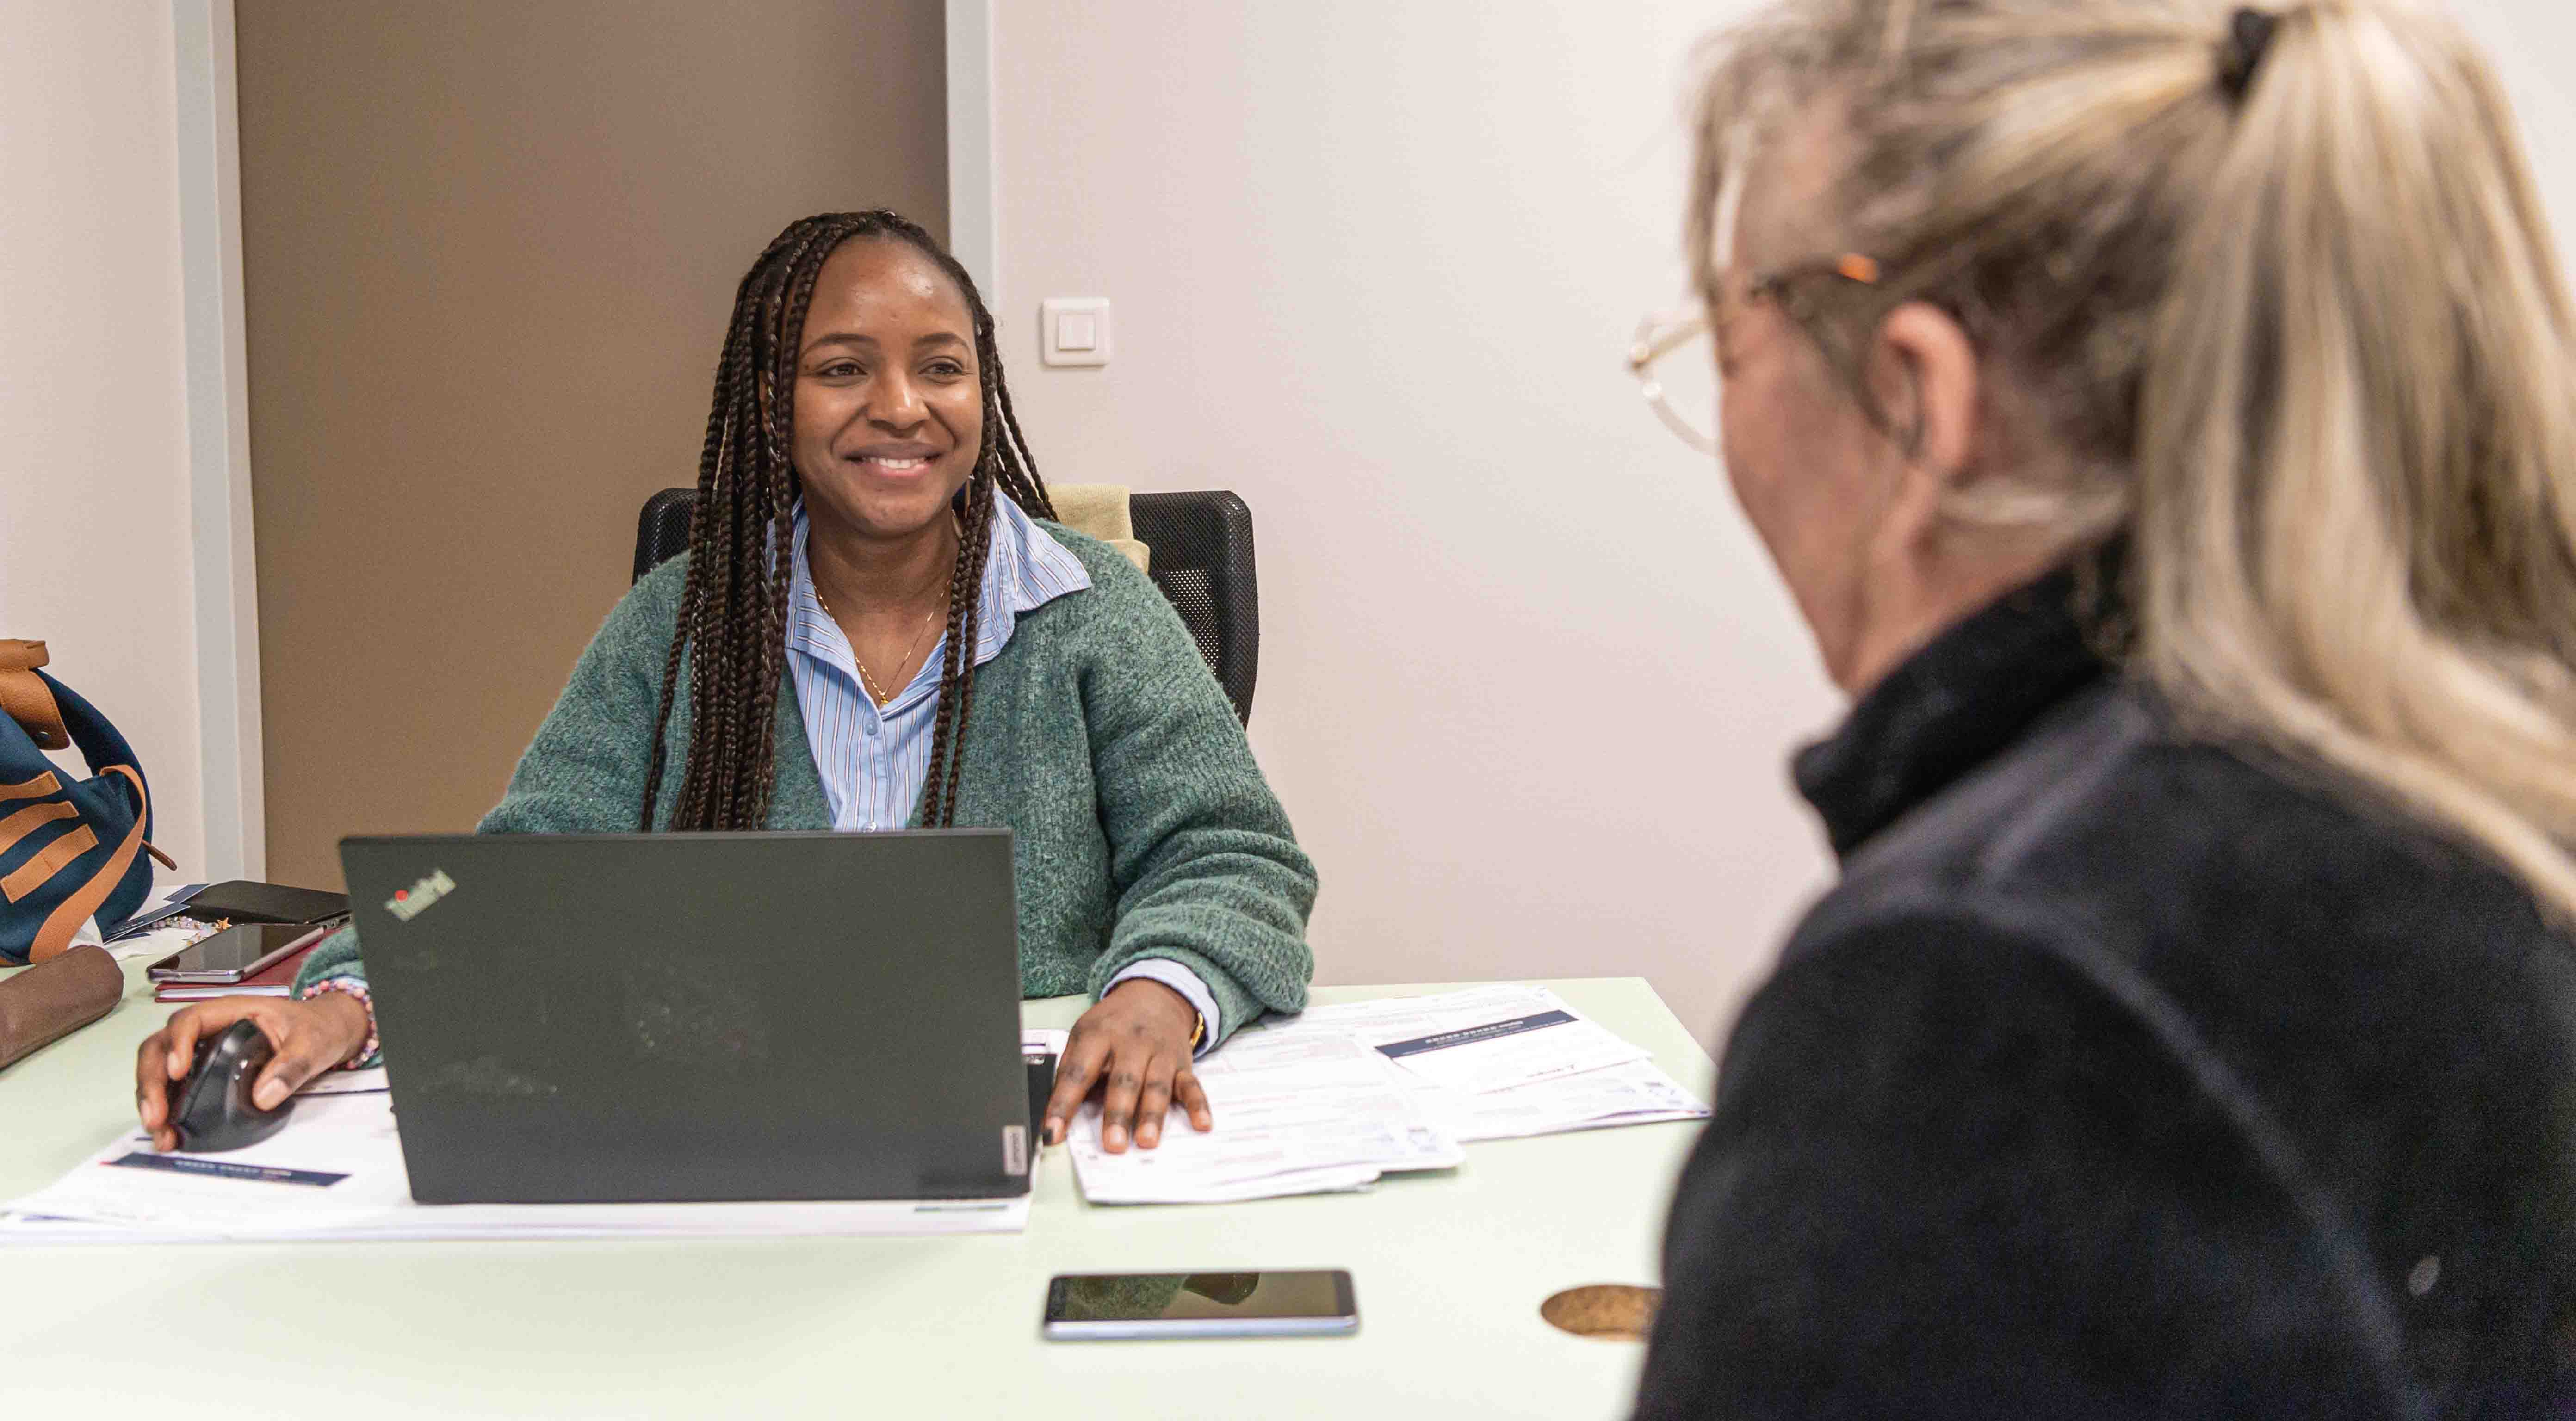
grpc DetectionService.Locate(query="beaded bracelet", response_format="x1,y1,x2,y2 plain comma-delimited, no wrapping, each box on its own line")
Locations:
301,976,380,1070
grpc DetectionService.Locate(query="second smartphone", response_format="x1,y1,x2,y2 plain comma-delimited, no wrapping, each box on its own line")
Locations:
1041,1270,1358,1340
147,921,334,984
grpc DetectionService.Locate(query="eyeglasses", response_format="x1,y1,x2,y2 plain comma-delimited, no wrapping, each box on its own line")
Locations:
1627,309,1716,453
1625,253,1884,453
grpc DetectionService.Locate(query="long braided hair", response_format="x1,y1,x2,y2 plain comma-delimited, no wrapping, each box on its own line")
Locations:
639,210,1055,833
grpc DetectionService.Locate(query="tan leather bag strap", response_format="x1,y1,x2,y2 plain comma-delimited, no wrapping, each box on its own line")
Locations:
28,766,150,964
0,637,68,752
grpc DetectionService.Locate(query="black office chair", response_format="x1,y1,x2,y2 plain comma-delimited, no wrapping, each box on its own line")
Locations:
632,488,1261,724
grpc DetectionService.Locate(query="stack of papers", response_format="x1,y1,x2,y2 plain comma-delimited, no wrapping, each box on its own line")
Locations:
1,1069,1027,1244
1287,985,1709,1143
1064,1026,1464,1204
1064,985,1707,1206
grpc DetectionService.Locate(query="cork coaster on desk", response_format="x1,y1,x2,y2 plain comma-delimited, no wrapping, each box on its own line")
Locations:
1539,1284,1660,1341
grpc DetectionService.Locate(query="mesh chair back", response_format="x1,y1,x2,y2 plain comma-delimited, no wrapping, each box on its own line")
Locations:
632,488,698,583
1127,491,1258,724
630,488,1260,723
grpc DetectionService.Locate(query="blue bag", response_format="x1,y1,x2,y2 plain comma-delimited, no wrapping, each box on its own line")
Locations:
0,639,171,964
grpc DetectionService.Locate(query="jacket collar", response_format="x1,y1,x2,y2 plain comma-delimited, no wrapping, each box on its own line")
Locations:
1791,560,2112,860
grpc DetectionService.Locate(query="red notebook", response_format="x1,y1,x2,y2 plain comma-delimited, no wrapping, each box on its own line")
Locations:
152,944,319,1002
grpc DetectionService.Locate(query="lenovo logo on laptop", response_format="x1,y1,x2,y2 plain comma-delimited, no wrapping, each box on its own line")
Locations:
385,869,456,923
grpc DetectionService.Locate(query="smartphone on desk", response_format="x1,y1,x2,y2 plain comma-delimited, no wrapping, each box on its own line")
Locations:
1041,1270,1357,1341
147,922,332,984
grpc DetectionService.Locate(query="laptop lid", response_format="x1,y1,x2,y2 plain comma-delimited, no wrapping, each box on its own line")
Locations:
338,831,1029,1205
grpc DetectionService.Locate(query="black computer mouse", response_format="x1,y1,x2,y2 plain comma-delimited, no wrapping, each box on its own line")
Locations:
171,1019,294,1153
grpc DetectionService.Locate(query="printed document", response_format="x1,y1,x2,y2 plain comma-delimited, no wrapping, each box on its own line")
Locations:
1055,986,1706,1205
1288,985,1652,1094
0,1083,1028,1244
1065,1027,1461,1204
1406,1059,1709,1142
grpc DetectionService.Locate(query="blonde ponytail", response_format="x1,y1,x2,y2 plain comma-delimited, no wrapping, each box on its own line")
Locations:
2142,0,2576,917
1689,0,2576,921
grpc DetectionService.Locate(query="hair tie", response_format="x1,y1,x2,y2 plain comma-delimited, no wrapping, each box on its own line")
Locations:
2217,7,2280,103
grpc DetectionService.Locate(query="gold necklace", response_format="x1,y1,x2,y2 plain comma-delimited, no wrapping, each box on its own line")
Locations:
816,586,947,706
813,514,965,706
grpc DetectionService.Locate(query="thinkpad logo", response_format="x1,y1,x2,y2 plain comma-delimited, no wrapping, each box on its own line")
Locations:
386,869,455,923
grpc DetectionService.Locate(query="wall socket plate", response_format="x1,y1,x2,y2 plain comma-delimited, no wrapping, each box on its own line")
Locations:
1040,297,1111,367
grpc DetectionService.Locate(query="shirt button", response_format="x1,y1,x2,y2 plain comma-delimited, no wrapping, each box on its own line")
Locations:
865,721,879,737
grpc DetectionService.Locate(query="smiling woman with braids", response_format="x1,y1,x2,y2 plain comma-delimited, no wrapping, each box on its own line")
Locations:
132,211,1316,1156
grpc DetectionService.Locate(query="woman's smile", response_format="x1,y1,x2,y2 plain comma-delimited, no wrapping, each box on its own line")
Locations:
845,441,947,479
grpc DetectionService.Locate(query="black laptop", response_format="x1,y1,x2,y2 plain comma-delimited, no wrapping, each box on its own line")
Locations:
338,831,1031,1205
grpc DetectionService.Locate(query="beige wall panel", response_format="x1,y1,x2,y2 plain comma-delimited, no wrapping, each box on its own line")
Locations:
239,0,947,889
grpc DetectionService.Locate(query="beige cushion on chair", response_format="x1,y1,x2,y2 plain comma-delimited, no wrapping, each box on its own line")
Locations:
1049,484,1151,574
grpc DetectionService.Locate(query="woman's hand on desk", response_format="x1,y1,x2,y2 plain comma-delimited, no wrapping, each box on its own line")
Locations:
1042,979,1212,1154
132,995,370,1151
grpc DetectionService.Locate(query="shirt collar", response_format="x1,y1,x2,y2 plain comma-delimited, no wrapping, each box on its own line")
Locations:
1790,557,2113,860
786,492,1089,673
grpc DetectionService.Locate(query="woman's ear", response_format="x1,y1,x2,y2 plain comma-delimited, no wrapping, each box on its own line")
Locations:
1869,301,1981,500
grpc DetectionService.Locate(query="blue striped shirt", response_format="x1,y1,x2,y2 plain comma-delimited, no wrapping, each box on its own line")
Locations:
786,495,1090,831
785,494,1220,1046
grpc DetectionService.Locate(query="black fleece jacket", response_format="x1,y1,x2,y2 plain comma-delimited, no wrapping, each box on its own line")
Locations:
1633,568,2576,1420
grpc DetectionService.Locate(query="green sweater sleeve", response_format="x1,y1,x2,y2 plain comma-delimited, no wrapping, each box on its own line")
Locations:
1071,548,1317,1043
292,565,682,997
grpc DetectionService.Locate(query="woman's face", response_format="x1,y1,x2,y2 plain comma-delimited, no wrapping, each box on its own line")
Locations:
792,238,983,543
1714,278,1897,690
1710,131,1908,691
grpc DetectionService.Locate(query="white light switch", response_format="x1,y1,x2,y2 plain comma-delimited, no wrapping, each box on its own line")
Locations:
1040,297,1112,367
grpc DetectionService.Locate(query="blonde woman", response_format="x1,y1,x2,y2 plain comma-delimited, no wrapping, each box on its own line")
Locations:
1632,0,2576,1414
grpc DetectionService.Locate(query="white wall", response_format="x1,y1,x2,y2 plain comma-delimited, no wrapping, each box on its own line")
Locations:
2452,0,2576,226
6,0,2568,1004
988,0,2576,1050
0,2,207,880
991,1,1833,1049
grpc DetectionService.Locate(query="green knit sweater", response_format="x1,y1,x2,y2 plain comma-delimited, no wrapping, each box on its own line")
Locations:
295,525,1316,1044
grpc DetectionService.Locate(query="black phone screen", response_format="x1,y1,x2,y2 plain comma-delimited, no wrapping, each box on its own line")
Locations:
184,880,348,924
1044,1270,1354,1324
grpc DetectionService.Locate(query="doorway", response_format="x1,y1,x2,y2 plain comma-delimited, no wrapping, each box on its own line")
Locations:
237,1,947,887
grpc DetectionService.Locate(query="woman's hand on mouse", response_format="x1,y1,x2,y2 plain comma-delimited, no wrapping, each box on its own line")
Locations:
1041,978,1210,1154
132,995,370,1151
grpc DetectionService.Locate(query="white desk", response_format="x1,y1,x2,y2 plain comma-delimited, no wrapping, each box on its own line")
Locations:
0,964,1711,1419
